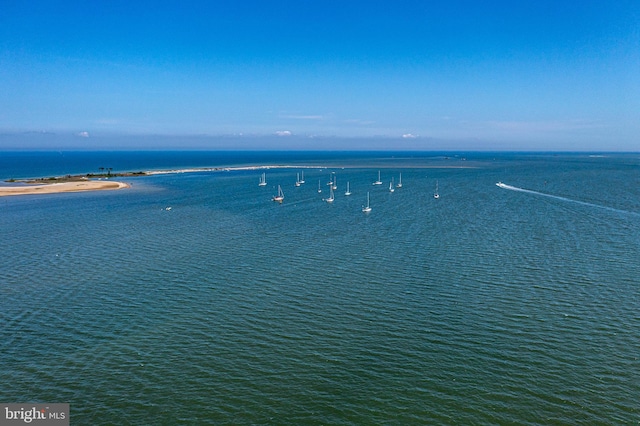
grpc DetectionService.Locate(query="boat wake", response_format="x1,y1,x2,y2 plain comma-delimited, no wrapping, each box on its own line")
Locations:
495,182,639,217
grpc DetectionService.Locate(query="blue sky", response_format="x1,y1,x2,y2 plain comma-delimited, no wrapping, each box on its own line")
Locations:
1,0,638,150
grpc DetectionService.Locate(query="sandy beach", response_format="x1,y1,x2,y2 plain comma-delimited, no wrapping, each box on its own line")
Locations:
0,180,130,197
144,164,473,176
0,162,473,197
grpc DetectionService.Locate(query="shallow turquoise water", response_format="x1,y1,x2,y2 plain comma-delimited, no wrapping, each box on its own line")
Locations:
1,152,639,424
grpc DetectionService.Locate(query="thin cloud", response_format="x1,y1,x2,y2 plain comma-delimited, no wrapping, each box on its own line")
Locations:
486,119,603,132
280,115,324,120
402,133,417,138
344,119,376,126
95,118,119,125
275,130,292,136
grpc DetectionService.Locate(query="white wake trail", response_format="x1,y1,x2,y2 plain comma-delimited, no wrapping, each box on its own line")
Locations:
495,182,639,217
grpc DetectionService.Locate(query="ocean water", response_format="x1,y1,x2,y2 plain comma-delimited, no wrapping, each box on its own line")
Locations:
1,151,639,425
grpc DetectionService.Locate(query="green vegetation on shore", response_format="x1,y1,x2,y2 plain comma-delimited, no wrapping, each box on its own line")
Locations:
5,171,147,184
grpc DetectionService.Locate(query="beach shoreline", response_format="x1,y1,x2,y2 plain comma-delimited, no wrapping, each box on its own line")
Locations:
1,162,475,197
0,180,130,197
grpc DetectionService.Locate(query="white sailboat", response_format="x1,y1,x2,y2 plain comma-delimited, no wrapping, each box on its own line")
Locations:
396,172,402,188
272,185,284,203
373,170,382,185
317,179,322,193
258,172,267,186
344,181,352,196
325,187,335,203
327,173,334,186
362,191,372,213
389,178,395,193
434,180,440,199
332,176,337,190
295,173,301,187
299,170,305,184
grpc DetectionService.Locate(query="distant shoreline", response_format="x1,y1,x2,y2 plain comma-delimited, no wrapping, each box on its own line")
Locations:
145,163,475,175
144,165,319,175
1,163,474,197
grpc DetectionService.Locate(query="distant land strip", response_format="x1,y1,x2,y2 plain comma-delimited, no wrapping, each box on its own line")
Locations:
1,164,474,197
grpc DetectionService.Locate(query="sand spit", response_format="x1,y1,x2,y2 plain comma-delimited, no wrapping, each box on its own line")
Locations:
0,180,130,197
144,163,473,176
145,165,324,175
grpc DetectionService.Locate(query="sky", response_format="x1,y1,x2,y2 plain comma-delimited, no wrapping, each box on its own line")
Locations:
1,0,639,150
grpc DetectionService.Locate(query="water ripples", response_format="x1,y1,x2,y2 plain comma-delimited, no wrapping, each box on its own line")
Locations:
1,162,639,424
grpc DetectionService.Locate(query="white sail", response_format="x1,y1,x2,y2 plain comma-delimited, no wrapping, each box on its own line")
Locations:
272,185,284,203
345,181,351,196
373,170,382,185
362,192,372,213
325,187,334,203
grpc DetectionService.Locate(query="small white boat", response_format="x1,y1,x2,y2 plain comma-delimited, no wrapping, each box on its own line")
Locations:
332,176,337,190
295,173,301,187
496,182,508,189
299,171,305,184
396,172,403,188
325,187,335,203
272,185,284,203
434,180,440,199
258,172,267,186
373,170,382,185
362,191,372,213
344,181,352,196
389,178,395,193
317,179,322,193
